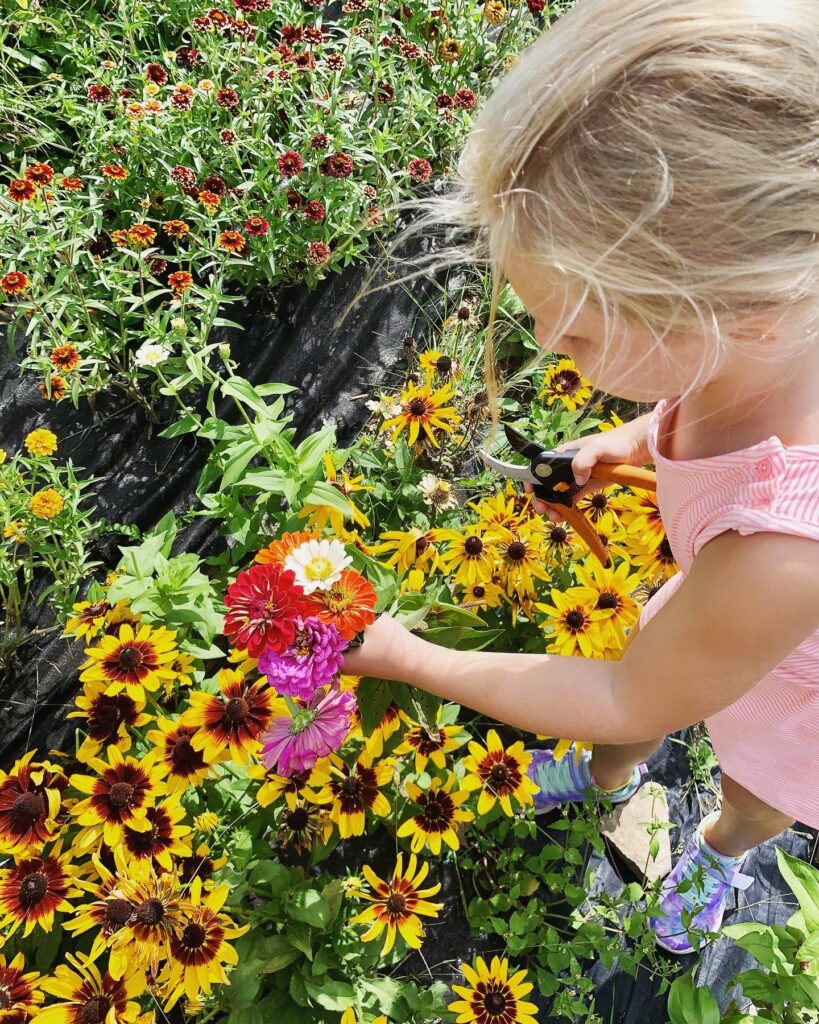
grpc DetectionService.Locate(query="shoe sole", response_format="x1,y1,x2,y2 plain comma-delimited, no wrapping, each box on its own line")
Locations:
652,932,695,955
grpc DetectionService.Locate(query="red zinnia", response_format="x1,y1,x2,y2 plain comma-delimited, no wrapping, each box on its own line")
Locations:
305,569,377,641
320,152,354,178
59,176,83,191
309,132,329,150
435,93,454,110
307,241,330,265
453,87,477,110
168,271,193,295
201,174,227,196
87,83,112,102
223,563,312,657
163,219,190,238
170,165,197,188
286,189,304,210
303,200,325,222
101,164,128,180
145,62,168,85
277,150,303,177
50,344,81,371
1,271,29,295
8,179,35,202
281,24,302,43
218,230,246,253
408,157,433,183
25,163,54,187
244,215,269,236
219,129,237,145
215,87,240,109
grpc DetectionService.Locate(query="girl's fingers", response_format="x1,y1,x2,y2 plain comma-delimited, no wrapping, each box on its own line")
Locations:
523,482,562,522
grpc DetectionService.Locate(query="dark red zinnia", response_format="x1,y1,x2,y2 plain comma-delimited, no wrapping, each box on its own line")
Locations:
453,87,477,110
309,132,329,150
244,216,269,236
24,163,54,187
223,563,312,657
8,179,35,202
88,83,112,102
407,157,433,183
307,241,330,265
277,150,303,177
303,200,325,222
320,152,354,178
144,63,168,85
215,87,240,109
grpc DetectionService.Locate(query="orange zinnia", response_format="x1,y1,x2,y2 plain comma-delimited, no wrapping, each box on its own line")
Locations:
255,529,320,566
305,568,377,641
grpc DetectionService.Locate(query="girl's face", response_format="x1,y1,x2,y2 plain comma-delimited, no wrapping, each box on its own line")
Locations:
503,255,718,402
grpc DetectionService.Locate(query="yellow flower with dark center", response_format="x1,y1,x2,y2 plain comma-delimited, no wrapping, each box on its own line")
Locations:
616,491,665,551
298,451,372,534
121,803,192,878
370,528,441,576
493,522,550,601
437,38,461,63
31,951,144,1024
628,534,679,582
167,650,196,694
64,600,114,641
0,840,81,938
313,746,395,839
66,846,138,945
348,852,443,956
380,375,462,448
0,750,66,856
468,484,528,531
459,730,539,817
538,357,592,411
535,589,614,658
449,955,539,1024
392,716,466,774
276,798,332,854
29,488,63,520
157,877,249,1011
247,758,330,809
430,525,499,588
575,487,624,528
397,774,474,855
176,843,228,890
70,679,152,761
147,719,219,795
181,669,279,766
24,429,58,457
457,578,508,612
105,870,187,980
70,747,166,851
418,349,460,379
103,601,141,635
543,519,582,562
0,952,44,1021
79,623,178,704
569,558,642,645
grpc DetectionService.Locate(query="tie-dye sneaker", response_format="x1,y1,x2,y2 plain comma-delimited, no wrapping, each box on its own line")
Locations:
649,812,754,954
525,743,646,815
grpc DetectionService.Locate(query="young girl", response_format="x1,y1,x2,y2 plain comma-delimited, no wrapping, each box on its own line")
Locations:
343,0,819,954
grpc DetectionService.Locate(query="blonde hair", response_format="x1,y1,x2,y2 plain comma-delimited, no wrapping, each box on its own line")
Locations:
348,0,819,444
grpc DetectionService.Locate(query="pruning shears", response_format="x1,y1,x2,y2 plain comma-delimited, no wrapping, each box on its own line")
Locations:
479,424,657,568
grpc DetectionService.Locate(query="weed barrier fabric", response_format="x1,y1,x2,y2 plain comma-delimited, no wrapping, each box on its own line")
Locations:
1,259,816,1021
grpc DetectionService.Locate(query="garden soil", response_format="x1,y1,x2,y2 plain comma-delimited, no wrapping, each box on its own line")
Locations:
1,258,815,1022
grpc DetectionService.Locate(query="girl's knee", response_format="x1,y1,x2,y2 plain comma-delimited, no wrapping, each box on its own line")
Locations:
720,775,794,826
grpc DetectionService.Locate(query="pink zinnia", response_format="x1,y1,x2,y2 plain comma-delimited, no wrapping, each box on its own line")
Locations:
258,616,347,701
260,687,356,776
223,563,313,657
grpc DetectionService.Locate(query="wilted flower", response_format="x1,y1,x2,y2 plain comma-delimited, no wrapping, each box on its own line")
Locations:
418,474,458,511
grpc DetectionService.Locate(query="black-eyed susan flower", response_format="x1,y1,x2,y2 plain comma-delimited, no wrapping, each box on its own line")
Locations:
176,843,228,889
469,486,527,531
0,952,44,1021
628,534,679,582
457,578,508,612
340,1010,387,1024
0,751,66,855
380,376,461,448
535,589,613,658
70,747,166,851
167,651,196,692
32,951,143,1024
370,528,441,576
397,774,474,855
276,798,332,854
106,871,187,980
616,491,665,551
181,670,277,765
449,955,539,1024
430,525,499,589
538,357,592,411
576,487,624,529
392,714,466,774
66,846,137,945
79,623,178,703
459,730,539,817
313,746,394,839
569,558,642,645
297,452,372,534
70,680,152,761
122,804,192,877
158,877,248,1011
348,853,443,956
64,601,113,642
147,719,218,795
103,601,141,636
493,522,551,602
247,757,330,809
0,841,81,937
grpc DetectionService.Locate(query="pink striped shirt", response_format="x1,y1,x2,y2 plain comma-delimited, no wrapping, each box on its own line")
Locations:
637,398,819,827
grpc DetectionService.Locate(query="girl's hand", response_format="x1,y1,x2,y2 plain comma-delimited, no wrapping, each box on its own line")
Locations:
341,612,417,681
525,412,652,522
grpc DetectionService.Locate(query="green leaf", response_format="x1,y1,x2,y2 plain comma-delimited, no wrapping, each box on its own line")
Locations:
221,377,270,415
776,847,819,931
259,936,301,974
667,969,719,1024
300,479,353,515
303,978,354,1012
296,424,336,477
286,888,331,928
355,676,394,736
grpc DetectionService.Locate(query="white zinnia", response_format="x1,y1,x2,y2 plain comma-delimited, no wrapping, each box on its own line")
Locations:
135,342,170,367
284,538,352,594
418,473,458,510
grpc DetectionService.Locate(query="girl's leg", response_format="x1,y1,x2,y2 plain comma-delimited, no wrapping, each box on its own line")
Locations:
589,736,665,791
703,775,794,858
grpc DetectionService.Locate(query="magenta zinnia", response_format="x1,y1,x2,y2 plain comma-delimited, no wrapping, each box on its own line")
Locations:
258,617,347,701
260,687,356,777
223,563,313,657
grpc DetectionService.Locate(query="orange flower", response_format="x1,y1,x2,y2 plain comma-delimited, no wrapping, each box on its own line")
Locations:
1,271,29,294
101,163,128,180
163,219,190,238
255,530,321,566
304,568,377,641
50,344,81,372
39,375,66,401
218,230,245,253
8,179,35,202
24,163,54,186
59,176,84,191
198,190,221,214
168,270,193,295
127,223,157,247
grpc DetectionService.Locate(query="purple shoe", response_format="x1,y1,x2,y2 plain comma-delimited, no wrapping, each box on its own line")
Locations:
525,743,646,815
649,812,754,954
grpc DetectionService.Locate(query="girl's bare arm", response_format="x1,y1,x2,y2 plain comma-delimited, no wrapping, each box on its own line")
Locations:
343,531,819,743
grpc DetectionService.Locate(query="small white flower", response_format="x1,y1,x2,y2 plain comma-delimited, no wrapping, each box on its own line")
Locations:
365,393,402,418
284,538,352,594
171,317,187,333
418,473,458,510
134,342,171,367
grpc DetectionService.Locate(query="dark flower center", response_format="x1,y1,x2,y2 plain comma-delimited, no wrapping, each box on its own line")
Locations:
19,871,47,907
658,538,674,561
117,645,143,670
223,697,250,724
81,996,111,1024
408,398,427,417
554,369,582,394
12,791,45,825
415,534,429,556
472,586,485,598
104,898,134,929
91,695,136,737
591,493,608,509
484,991,507,1015
506,541,526,561
435,355,452,373
171,735,202,773
566,610,586,630
181,922,207,949
108,782,135,808
489,764,510,786
423,799,443,820
134,897,165,926
385,893,406,915
549,526,568,544
596,592,619,611
287,808,310,831
341,776,363,798
464,536,483,555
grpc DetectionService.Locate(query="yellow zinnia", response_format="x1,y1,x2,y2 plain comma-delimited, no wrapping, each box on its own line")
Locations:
28,488,63,520
24,429,58,457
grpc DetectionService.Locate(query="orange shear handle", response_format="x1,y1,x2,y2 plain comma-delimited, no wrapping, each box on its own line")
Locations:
584,463,656,491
